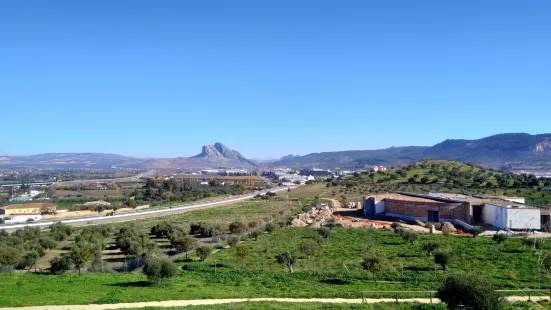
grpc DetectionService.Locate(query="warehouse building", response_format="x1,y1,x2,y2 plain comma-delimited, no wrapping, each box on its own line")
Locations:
363,192,546,231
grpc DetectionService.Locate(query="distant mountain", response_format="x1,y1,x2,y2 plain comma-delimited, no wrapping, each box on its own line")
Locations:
270,146,429,169
424,133,551,169
269,133,551,170
0,153,141,168
131,143,257,169
280,154,299,161
0,143,257,169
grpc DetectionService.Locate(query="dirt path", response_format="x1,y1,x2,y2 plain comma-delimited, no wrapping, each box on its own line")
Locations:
1,296,548,310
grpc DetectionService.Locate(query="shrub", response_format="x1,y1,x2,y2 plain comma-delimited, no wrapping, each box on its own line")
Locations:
437,273,504,310
317,227,331,239
434,249,453,271
196,246,213,261
401,230,419,244
227,235,240,247
523,237,545,250
299,242,317,258
326,218,336,230
39,236,58,250
391,222,401,233
265,223,276,234
470,227,484,238
142,255,177,283
229,221,246,235
248,231,260,241
421,240,439,256
492,233,508,244
315,234,325,245
234,244,248,267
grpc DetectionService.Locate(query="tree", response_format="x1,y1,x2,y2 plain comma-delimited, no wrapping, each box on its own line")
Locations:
492,233,508,244
19,251,40,272
50,255,73,274
361,251,387,281
470,227,484,238
39,236,58,250
276,251,297,273
227,235,240,247
196,246,213,261
265,222,276,234
434,250,453,271
229,221,246,234
437,273,504,310
317,227,331,239
234,244,248,267
69,241,96,275
127,197,137,208
171,235,197,259
299,242,317,258
401,230,419,244
0,248,22,274
421,240,439,256
142,254,177,283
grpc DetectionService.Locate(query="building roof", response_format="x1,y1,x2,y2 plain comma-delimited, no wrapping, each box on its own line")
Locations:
365,194,441,203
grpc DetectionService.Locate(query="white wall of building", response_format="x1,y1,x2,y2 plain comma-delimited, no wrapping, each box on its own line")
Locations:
507,208,540,230
482,204,508,229
482,204,540,230
2,214,42,224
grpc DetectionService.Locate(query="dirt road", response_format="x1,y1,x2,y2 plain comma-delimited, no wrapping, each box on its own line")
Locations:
0,296,548,310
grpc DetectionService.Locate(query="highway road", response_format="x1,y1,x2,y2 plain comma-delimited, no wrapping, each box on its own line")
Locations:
0,186,293,231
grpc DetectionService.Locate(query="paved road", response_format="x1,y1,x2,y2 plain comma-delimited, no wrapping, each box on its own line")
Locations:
0,296,548,310
0,187,292,231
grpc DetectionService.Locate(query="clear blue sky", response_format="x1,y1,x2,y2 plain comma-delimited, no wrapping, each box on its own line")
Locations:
1,1,550,159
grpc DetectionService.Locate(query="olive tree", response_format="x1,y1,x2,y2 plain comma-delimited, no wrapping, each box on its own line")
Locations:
361,251,387,281
434,249,453,271
142,254,177,283
437,273,504,310
276,251,297,273
196,246,213,261
0,248,22,273
421,240,439,256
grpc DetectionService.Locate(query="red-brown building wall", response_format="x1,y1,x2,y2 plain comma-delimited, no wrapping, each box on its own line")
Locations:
384,199,471,222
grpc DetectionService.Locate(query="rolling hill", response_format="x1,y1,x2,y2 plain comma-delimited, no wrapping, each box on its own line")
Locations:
270,133,551,170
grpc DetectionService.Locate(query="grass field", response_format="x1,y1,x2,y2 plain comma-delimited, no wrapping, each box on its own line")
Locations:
2,227,550,307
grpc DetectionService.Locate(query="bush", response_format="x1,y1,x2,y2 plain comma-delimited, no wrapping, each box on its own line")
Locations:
248,231,260,241
434,249,453,271
421,240,439,256
196,246,213,261
229,221,246,235
142,255,177,283
50,255,73,274
401,230,419,244
227,235,240,247
299,242,317,258
265,222,276,234
493,233,508,244
391,222,401,233
39,236,58,250
523,237,545,250
470,227,484,238
325,218,336,230
317,227,331,239
437,273,504,310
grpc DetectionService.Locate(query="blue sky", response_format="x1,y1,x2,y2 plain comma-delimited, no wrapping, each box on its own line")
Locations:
1,1,550,159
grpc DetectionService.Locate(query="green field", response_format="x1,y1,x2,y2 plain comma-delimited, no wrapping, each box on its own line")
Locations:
2,228,550,307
